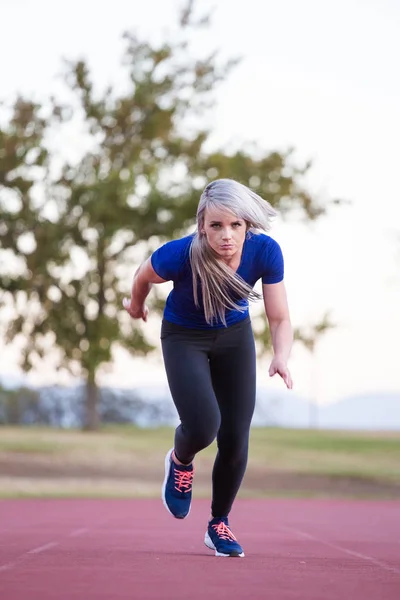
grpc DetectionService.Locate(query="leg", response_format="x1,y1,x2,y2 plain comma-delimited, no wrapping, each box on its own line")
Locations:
209,320,256,518
161,328,221,464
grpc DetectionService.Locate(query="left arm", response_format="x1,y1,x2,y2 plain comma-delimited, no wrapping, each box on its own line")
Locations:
263,281,294,389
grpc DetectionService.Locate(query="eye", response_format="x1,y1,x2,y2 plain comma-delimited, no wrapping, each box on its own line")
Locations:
232,222,243,228
210,223,221,228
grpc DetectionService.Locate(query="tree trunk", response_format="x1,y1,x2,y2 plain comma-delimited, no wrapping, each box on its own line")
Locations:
84,373,100,431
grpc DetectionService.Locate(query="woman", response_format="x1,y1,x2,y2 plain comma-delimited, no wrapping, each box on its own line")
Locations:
123,178,293,558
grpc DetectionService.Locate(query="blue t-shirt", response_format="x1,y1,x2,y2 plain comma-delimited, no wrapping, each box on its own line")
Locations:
151,233,284,329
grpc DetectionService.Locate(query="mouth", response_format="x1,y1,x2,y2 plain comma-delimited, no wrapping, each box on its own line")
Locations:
220,245,234,250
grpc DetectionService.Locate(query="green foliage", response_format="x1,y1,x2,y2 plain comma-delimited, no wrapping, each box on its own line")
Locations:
0,1,333,428
294,312,335,352
0,383,40,425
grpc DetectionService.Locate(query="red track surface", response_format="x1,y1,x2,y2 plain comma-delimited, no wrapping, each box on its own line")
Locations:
0,499,399,599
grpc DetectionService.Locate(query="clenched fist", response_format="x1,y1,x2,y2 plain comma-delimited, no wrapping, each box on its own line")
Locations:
122,298,149,322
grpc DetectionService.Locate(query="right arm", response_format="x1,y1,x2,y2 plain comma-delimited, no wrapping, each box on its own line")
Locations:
123,257,167,321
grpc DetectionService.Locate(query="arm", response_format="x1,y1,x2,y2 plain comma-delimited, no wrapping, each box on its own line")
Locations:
262,281,294,389
123,257,167,321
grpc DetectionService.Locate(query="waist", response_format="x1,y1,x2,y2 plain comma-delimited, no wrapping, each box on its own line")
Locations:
161,314,251,336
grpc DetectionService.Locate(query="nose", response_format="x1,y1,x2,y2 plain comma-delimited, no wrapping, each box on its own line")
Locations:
221,227,232,240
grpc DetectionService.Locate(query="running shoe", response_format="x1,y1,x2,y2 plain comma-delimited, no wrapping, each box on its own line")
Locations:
162,448,194,519
204,517,245,557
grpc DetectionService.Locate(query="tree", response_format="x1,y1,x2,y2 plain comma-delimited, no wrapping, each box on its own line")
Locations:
0,382,40,425
0,98,62,367
0,1,333,429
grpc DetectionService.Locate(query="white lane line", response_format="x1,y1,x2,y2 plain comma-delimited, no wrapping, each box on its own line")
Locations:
68,528,88,538
0,541,59,573
280,525,400,576
27,542,59,555
0,562,18,573
0,526,89,574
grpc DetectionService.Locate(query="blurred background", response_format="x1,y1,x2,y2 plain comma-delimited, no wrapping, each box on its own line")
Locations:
0,0,399,499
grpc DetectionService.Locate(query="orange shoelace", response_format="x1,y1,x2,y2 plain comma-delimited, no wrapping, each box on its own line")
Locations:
174,469,193,493
212,522,237,541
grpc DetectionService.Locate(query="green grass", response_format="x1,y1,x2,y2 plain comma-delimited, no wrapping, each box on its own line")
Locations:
248,428,400,478
0,425,399,499
0,440,63,454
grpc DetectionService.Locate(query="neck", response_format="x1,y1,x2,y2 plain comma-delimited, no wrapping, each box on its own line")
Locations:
220,251,242,271
221,256,237,267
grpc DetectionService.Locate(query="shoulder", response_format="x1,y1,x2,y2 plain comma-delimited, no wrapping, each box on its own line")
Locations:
162,234,194,254
155,234,193,262
249,233,284,283
150,235,193,281
247,232,282,254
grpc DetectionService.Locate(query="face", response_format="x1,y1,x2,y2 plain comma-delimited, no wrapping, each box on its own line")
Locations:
201,206,247,261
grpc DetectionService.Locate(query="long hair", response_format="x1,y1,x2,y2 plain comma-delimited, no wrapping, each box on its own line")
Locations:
189,178,277,325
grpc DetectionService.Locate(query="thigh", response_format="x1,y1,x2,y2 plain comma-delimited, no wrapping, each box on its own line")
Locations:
209,321,256,431
161,329,220,430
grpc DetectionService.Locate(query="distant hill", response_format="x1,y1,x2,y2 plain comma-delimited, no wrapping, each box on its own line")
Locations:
1,373,399,430
254,389,400,430
318,392,400,430
253,388,311,428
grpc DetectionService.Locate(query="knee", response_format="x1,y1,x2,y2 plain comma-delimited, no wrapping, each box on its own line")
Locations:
186,414,220,451
217,431,249,462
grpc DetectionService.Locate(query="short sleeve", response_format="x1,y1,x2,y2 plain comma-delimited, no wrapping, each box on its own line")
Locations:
150,237,190,281
261,238,284,284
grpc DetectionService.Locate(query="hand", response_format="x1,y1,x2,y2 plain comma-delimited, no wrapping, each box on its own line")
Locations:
122,298,149,322
269,356,293,389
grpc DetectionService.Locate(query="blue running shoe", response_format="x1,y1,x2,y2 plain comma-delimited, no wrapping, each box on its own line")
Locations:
162,448,194,519
204,517,245,557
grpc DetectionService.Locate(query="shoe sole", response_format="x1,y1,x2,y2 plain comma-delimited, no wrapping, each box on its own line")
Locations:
161,448,191,520
204,532,245,557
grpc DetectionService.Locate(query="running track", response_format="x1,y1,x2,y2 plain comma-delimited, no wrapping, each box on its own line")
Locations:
0,499,399,599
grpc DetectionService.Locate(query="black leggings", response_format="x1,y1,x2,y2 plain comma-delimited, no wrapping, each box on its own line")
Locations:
161,316,256,518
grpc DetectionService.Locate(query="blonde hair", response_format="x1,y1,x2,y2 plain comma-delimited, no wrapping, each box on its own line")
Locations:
189,178,277,325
